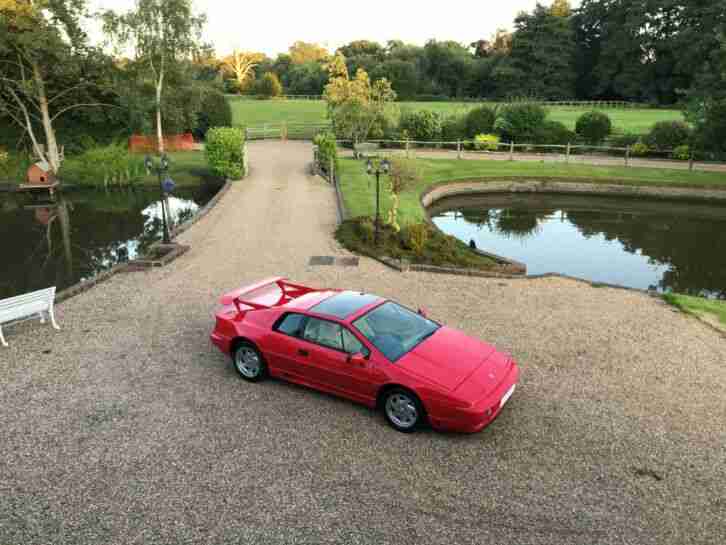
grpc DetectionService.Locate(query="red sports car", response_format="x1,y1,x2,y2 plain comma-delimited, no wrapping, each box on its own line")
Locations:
210,277,519,433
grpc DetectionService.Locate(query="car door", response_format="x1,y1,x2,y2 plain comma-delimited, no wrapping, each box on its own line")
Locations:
266,312,311,380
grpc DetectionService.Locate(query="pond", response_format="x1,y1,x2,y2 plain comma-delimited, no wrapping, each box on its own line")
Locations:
0,184,222,300
429,193,726,298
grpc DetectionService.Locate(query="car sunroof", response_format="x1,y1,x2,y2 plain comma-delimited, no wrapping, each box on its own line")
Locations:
311,291,381,319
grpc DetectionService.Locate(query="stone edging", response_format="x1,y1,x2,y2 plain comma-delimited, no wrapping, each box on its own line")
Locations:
55,179,234,304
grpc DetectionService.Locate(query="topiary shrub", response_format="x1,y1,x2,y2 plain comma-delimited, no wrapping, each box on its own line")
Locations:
465,105,497,138
646,121,691,151
256,72,283,99
205,127,246,179
313,132,339,173
194,89,233,140
495,103,548,143
534,120,575,145
399,110,443,142
474,134,500,151
575,111,612,145
672,145,691,161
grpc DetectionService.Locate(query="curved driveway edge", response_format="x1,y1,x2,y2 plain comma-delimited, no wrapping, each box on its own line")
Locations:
2,141,725,545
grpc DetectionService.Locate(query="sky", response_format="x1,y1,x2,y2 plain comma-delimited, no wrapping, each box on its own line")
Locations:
90,0,581,57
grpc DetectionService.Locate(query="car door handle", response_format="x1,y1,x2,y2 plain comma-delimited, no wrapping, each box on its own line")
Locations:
297,349,309,357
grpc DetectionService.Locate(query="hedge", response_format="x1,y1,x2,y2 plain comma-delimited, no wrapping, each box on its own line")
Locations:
205,127,246,180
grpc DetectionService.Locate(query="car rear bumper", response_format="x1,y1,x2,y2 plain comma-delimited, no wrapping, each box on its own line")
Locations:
429,363,519,433
210,331,232,355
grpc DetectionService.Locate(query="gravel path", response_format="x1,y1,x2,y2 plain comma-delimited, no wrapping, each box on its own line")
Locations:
2,141,725,545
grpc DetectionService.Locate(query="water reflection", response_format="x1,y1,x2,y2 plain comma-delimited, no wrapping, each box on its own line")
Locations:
0,186,220,299
430,194,726,298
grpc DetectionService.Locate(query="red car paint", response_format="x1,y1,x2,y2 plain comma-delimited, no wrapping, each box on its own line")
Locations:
210,278,519,433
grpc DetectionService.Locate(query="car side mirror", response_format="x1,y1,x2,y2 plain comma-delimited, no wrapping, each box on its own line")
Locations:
348,352,368,367
417,308,428,318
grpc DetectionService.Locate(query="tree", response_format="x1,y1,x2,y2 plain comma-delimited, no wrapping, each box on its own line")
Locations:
550,0,572,17
256,72,282,98
0,0,113,174
222,50,265,93
323,54,398,144
289,41,329,65
103,0,205,153
386,158,421,233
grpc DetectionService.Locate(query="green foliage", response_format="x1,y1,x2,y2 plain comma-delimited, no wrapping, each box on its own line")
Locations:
440,114,467,140
611,133,641,148
575,111,612,145
646,121,691,151
403,223,430,256
692,99,726,153
205,127,246,179
495,103,548,142
465,105,497,137
630,142,650,157
256,73,283,98
535,120,575,145
474,134,500,151
313,132,339,172
59,145,145,187
194,89,233,140
399,110,443,141
672,145,691,161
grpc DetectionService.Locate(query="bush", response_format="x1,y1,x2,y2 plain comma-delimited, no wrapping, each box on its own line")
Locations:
474,134,500,151
610,133,641,148
256,72,283,99
401,223,430,256
440,114,466,141
313,132,339,173
630,142,650,157
645,121,691,151
194,89,233,140
672,145,691,161
205,127,246,179
495,103,548,143
399,110,443,142
59,144,144,187
575,111,612,145
694,99,726,153
534,120,575,145
465,105,497,138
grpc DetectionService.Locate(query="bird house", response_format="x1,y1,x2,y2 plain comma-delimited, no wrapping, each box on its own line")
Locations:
27,161,56,185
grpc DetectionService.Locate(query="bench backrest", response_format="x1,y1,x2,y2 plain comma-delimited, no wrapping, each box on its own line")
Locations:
0,287,56,323
354,143,380,152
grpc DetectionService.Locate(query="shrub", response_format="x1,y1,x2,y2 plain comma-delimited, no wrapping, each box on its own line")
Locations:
630,142,650,157
465,105,497,138
205,127,246,179
694,99,726,153
575,111,612,145
611,133,641,148
59,144,144,187
194,89,233,140
256,72,283,99
646,121,691,151
402,223,430,256
474,134,500,151
399,110,443,142
441,114,466,141
534,120,575,145
313,132,339,173
672,145,691,161
495,103,548,143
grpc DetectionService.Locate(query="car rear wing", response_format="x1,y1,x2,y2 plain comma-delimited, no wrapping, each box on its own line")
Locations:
220,277,317,314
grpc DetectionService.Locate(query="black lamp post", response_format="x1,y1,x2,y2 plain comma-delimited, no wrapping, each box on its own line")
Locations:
366,158,390,245
144,154,175,244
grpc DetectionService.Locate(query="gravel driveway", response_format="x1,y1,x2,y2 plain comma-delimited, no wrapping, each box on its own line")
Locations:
2,141,725,545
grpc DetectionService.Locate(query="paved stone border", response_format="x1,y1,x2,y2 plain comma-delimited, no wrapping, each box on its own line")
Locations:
54,179,233,305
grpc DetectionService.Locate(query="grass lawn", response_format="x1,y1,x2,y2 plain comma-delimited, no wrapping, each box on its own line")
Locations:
229,98,684,135
338,157,726,224
663,294,726,330
137,151,218,188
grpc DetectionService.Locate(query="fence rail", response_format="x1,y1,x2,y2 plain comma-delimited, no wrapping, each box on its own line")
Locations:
245,122,332,141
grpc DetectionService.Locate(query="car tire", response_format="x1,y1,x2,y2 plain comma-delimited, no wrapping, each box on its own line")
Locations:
382,388,424,433
232,341,268,382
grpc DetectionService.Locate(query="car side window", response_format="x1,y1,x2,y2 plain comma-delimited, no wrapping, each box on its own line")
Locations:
342,328,370,357
302,317,344,351
274,313,306,338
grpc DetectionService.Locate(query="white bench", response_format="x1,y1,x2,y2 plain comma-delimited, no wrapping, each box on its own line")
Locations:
0,287,60,347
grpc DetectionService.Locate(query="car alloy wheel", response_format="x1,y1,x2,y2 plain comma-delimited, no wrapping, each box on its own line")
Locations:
384,389,421,432
233,343,267,382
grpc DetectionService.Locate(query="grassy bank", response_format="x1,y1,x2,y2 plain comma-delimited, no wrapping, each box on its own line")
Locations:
664,294,726,331
338,157,726,224
229,98,683,134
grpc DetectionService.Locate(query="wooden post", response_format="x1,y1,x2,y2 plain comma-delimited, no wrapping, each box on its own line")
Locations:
689,153,694,172
509,141,515,161
406,138,410,159
264,123,268,139
566,142,571,164
282,121,288,141
625,145,630,167
457,139,462,159
329,158,334,184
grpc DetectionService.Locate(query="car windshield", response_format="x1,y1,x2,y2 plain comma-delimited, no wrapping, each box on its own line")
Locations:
352,302,440,362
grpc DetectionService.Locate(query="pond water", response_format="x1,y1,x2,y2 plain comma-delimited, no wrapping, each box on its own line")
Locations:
429,193,726,298
0,184,221,300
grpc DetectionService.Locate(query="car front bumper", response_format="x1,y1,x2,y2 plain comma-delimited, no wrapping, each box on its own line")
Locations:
428,363,519,433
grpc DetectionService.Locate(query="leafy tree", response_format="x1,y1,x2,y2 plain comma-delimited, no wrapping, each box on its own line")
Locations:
421,40,474,98
370,60,419,100
222,50,265,93
324,54,398,144
286,62,327,95
386,158,421,232
103,0,206,153
256,72,283,98
550,0,572,17
289,41,329,65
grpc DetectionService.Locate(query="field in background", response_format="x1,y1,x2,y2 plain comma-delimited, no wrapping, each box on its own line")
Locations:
229,98,685,135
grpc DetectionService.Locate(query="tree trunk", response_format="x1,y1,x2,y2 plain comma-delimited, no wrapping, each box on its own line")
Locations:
156,68,165,154
33,63,61,174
